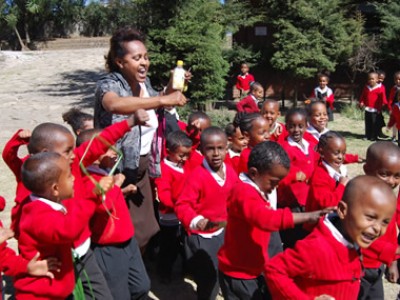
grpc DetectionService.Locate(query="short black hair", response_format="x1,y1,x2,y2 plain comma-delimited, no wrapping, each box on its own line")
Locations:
248,141,290,173
249,81,263,93
28,123,73,154
285,107,307,124
22,152,63,195
233,112,263,134
200,126,227,145
166,130,193,152
187,111,211,125
306,100,326,117
366,141,400,166
225,123,237,138
62,107,93,136
318,131,345,150
76,128,102,147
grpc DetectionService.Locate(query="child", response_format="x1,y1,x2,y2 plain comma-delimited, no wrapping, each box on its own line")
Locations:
224,122,248,173
154,131,192,282
387,71,400,143
236,112,270,174
62,107,94,136
235,62,255,98
266,175,397,300
306,131,349,212
358,141,400,300
261,99,287,143
387,91,400,147
305,101,330,144
217,141,334,300
236,82,264,113
15,152,101,299
359,72,388,141
175,126,239,300
377,70,388,138
78,129,150,300
310,74,335,121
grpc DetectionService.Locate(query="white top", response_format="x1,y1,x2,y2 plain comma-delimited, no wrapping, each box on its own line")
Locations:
139,82,158,155
228,148,241,158
287,136,310,155
163,158,184,173
322,160,347,182
307,125,330,142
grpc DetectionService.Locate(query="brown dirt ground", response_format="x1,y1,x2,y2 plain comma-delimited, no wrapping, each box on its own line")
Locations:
0,48,399,299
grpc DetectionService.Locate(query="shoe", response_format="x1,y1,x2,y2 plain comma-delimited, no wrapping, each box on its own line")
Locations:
377,133,390,140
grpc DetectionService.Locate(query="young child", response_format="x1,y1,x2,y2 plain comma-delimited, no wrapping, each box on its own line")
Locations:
310,74,335,121
266,175,397,300
359,72,388,141
261,99,287,143
236,82,264,113
235,62,255,98
78,129,150,300
154,131,192,282
236,112,270,174
387,71,400,143
305,101,330,144
217,141,333,300
175,126,239,300
377,70,388,138
224,122,248,173
358,141,400,300
62,107,94,136
306,131,349,212
15,152,100,299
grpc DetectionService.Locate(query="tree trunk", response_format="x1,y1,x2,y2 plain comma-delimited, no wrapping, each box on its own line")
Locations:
24,16,31,45
14,27,29,51
293,83,298,108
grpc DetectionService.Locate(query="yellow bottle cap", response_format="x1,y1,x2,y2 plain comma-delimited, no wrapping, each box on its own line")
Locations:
177,60,184,66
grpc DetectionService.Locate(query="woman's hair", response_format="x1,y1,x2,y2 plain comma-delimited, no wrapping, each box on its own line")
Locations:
62,107,93,135
317,131,345,150
166,130,193,152
248,141,290,173
106,27,146,72
233,112,262,134
284,107,307,124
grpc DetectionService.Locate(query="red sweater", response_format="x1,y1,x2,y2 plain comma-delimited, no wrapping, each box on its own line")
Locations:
269,122,287,144
225,150,241,174
388,103,400,130
305,162,346,212
236,73,255,91
359,85,387,111
175,163,238,235
236,95,260,113
238,147,251,174
15,197,97,299
85,166,134,245
266,217,362,300
155,160,187,214
218,180,294,279
388,85,400,109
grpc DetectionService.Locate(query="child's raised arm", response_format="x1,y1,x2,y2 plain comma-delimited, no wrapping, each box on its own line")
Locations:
2,129,31,179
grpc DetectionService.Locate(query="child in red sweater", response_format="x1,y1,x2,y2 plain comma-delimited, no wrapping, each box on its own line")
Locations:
387,71,400,142
235,62,255,98
387,89,400,147
175,126,239,300
155,130,192,282
224,122,248,173
261,99,287,143
359,72,388,141
305,101,330,145
310,74,335,121
77,129,150,300
236,82,264,113
218,141,333,300
266,175,397,300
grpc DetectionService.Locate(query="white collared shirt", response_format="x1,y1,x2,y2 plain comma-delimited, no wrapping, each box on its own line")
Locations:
163,158,184,174
30,195,67,214
202,159,226,187
239,172,277,209
322,160,347,182
324,214,357,249
307,125,330,142
287,136,310,155
228,148,240,158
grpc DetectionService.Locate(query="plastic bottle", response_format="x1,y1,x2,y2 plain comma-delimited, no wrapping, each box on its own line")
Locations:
172,60,186,91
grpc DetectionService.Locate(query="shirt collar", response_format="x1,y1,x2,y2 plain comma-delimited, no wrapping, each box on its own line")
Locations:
228,148,240,158
368,84,380,91
287,136,310,155
30,194,67,214
239,173,269,203
322,160,347,181
203,159,226,186
307,125,330,141
324,214,358,249
164,158,184,173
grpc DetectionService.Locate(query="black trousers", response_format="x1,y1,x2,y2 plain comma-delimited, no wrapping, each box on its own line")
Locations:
92,237,150,300
357,265,384,300
219,272,267,300
365,111,378,140
268,231,283,259
185,232,225,300
326,103,334,121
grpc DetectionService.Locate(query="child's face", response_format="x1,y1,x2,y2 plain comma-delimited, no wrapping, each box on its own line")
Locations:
339,188,395,248
240,64,249,74
167,146,192,167
310,103,328,132
394,75,400,87
368,74,378,87
250,163,288,194
286,113,307,143
245,117,270,147
378,74,385,83
319,76,328,89
364,156,400,189
99,148,118,169
55,157,75,201
253,87,264,100
229,127,248,153
261,102,280,126
49,132,76,165
319,137,346,172
200,134,228,171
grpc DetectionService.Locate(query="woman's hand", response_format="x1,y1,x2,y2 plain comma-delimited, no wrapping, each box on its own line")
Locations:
161,91,187,107
127,109,149,127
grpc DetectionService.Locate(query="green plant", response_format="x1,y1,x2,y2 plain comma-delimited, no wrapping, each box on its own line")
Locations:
340,103,364,121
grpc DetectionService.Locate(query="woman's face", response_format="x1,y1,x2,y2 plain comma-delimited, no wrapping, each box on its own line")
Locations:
116,40,150,83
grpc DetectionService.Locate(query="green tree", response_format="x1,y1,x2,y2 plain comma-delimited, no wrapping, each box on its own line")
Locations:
377,1,400,61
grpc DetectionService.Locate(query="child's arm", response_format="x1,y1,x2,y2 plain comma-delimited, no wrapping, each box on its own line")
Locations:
359,86,367,107
307,175,346,211
155,167,175,210
2,129,31,179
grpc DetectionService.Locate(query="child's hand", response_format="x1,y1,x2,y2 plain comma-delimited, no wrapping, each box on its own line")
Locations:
0,227,14,244
18,129,31,141
113,173,125,187
296,171,307,182
386,260,399,283
357,156,365,164
307,206,337,224
122,184,137,196
27,252,61,279
338,176,349,186
93,176,114,196
127,109,149,127
359,102,365,109
196,218,209,231
275,124,283,137
314,295,335,300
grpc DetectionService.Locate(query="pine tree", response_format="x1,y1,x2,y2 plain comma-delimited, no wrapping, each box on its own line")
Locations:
377,1,400,61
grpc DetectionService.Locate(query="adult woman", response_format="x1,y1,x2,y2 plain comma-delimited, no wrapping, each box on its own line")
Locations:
94,27,187,251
